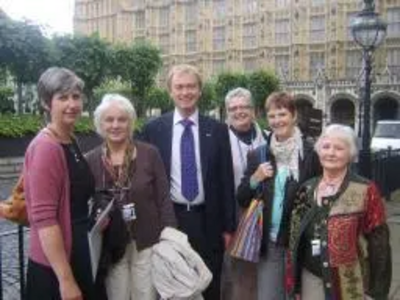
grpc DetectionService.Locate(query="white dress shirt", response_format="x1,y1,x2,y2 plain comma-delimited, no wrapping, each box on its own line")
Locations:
170,109,205,205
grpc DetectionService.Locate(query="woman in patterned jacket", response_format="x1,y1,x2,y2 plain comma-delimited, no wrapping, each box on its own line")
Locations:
288,124,391,300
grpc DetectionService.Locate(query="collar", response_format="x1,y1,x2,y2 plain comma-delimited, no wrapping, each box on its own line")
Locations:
229,123,255,145
173,108,199,127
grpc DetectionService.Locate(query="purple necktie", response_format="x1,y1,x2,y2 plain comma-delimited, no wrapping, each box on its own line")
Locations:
180,119,199,202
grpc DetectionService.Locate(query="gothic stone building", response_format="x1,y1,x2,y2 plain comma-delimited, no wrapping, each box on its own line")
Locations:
74,0,400,131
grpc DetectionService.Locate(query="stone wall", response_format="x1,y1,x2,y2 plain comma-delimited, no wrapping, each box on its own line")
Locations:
0,157,23,199
0,157,23,180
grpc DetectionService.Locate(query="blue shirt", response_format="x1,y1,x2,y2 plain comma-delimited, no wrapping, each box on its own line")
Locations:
269,167,289,241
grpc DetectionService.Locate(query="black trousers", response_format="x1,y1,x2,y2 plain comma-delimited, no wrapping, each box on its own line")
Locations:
26,221,107,300
174,203,224,300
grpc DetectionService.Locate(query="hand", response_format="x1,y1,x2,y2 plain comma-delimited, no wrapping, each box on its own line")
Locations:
251,162,274,183
59,278,82,300
99,216,110,232
223,232,233,250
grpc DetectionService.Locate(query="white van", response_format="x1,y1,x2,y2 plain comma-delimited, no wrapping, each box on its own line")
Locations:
371,120,400,151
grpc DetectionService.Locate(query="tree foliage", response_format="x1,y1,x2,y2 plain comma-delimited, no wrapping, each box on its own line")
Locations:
248,70,280,112
0,16,52,113
199,81,217,112
52,34,113,115
94,79,131,106
214,72,249,107
146,87,172,113
0,16,279,121
0,86,15,114
113,42,162,116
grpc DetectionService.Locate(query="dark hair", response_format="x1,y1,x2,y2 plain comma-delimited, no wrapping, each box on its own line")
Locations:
37,67,84,109
264,91,296,116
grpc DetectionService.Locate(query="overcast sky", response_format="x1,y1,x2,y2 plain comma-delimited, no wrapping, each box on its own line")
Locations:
0,0,74,35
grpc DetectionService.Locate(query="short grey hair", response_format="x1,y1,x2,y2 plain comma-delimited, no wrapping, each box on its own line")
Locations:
315,124,358,162
225,87,253,109
93,94,137,138
37,67,84,108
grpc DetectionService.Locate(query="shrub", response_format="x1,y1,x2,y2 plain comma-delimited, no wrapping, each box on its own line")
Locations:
0,115,96,138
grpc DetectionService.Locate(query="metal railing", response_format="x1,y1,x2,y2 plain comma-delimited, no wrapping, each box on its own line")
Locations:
0,225,28,300
371,148,400,201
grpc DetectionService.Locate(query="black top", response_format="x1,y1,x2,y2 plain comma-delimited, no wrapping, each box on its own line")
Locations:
62,141,100,299
62,141,95,221
230,124,256,145
302,207,325,278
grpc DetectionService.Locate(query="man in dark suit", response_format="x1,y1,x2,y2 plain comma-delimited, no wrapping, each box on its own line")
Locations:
141,64,236,300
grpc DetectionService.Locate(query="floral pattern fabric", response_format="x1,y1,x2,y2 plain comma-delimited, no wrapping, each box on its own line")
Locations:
287,173,391,300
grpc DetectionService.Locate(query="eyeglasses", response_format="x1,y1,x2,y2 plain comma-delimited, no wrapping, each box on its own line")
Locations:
227,105,252,113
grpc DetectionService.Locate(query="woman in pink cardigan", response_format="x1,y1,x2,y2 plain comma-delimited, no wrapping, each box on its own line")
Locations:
23,67,103,300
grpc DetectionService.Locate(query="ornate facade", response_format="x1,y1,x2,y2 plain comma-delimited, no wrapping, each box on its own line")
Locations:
74,0,400,128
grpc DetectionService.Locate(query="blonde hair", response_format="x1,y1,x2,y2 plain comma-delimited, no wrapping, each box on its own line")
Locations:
166,64,203,91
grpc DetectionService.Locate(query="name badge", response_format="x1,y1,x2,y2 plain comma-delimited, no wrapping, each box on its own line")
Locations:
312,239,321,256
122,203,136,221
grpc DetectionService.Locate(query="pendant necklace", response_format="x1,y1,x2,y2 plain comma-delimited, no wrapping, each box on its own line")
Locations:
46,126,81,163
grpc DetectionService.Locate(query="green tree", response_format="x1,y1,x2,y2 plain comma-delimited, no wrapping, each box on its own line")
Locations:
146,87,172,113
199,81,217,112
0,86,14,114
214,72,249,119
53,34,112,115
94,79,131,106
248,70,280,114
215,72,248,105
0,17,52,113
113,42,162,117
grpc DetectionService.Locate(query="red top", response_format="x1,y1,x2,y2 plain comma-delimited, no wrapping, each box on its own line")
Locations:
23,130,72,266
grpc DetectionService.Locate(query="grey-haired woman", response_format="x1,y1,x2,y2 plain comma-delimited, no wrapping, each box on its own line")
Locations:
24,67,103,300
85,94,176,300
224,87,267,300
288,124,391,299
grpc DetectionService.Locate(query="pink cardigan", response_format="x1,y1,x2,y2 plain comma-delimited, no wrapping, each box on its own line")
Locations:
23,130,72,266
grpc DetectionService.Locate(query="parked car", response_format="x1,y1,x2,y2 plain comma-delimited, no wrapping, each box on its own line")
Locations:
371,120,400,151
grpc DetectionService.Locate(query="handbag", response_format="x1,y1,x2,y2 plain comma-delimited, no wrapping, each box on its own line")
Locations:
89,188,130,281
0,175,29,226
230,145,268,263
0,128,66,226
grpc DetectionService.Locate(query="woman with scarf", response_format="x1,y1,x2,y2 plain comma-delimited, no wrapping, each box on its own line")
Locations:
236,91,321,299
85,94,176,300
223,87,267,300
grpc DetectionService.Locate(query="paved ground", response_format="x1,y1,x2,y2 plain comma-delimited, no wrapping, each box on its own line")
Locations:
0,178,28,300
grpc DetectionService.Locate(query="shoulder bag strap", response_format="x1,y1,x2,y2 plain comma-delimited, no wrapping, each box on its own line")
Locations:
256,145,269,196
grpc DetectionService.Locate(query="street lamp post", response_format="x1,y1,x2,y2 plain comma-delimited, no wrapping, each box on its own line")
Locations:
351,0,387,178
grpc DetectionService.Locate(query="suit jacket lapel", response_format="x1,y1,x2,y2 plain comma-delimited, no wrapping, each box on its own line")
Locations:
161,112,173,176
199,115,212,183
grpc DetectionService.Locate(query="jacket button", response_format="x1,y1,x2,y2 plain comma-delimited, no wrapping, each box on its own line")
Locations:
322,241,327,247
323,262,329,268
326,282,331,288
